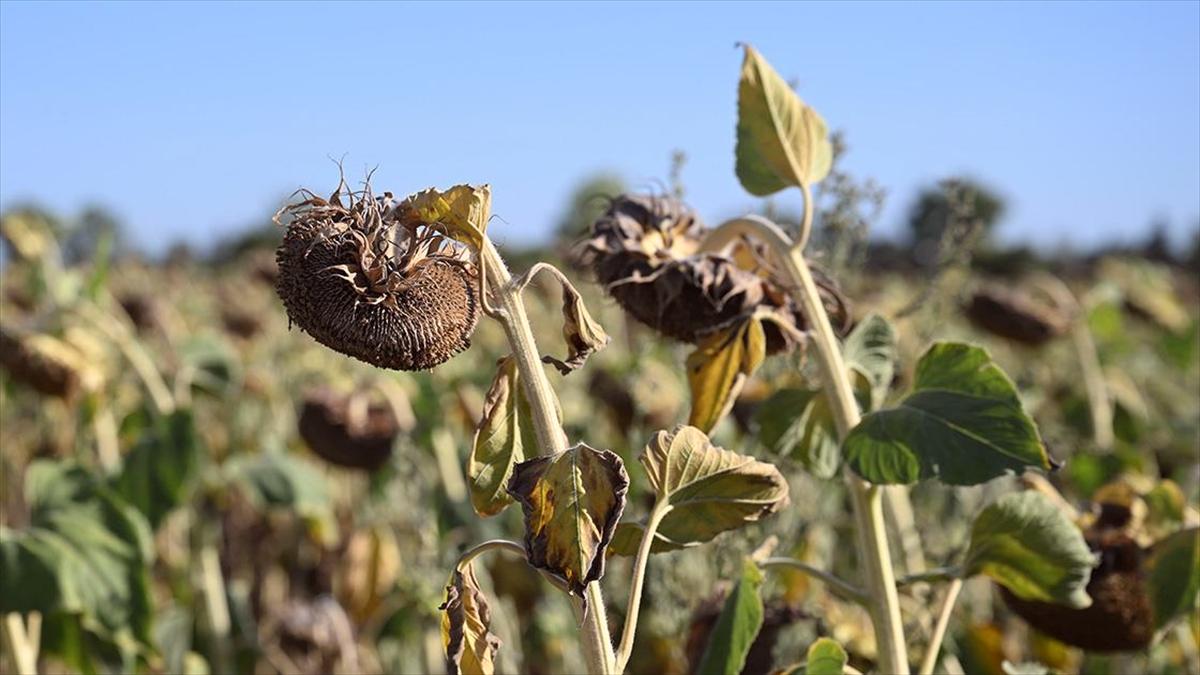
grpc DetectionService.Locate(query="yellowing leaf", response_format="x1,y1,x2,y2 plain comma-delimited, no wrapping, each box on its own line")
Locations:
400,184,491,247
735,44,833,196
507,443,628,595
637,425,788,549
542,281,610,375
439,564,501,675
468,357,535,517
686,319,767,434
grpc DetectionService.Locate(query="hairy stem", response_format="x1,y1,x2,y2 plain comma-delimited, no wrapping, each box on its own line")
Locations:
702,214,910,674
479,236,615,674
614,501,672,672
455,539,528,571
759,557,867,604
919,578,963,675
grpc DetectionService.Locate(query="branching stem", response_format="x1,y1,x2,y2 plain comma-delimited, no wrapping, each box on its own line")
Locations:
759,557,867,604
702,213,910,674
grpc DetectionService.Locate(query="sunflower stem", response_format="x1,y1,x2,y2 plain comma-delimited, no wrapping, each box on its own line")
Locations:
479,235,616,675
702,214,910,674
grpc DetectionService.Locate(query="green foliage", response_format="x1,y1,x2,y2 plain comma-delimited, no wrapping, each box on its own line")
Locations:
964,492,1095,608
695,559,764,675
112,408,203,529
755,388,840,479
844,342,1050,485
841,313,898,411
468,357,535,517
1145,527,1200,628
804,637,848,675
0,461,155,665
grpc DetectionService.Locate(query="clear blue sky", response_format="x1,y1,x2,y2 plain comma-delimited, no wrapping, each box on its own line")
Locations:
2,1,1198,255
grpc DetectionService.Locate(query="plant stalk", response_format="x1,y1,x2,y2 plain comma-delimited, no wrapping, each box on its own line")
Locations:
703,214,910,674
919,577,963,675
479,237,616,674
758,557,867,604
1,612,40,675
614,501,672,672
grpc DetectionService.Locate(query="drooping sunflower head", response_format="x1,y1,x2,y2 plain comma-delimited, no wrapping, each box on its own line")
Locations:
964,284,1071,347
275,180,479,371
578,193,848,353
297,386,401,471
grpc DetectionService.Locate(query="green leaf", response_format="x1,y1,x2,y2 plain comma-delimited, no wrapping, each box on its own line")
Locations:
439,564,500,675
754,388,840,479
112,408,203,530
695,559,764,675
507,443,628,595
639,425,789,550
468,358,534,517
225,452,331,520
0,461,155,652
735,44,833,196
964,492,1095,608
805,637,848,675
844,342,1050,485
686,319,766,434
1145,527,1200,628
842,313,897,411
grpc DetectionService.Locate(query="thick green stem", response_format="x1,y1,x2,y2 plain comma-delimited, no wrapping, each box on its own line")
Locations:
479,237,615,674
703,214,910,674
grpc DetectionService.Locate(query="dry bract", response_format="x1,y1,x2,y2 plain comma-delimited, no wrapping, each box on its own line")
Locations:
298,386,401,471
578,194,848,354
275,180,479,371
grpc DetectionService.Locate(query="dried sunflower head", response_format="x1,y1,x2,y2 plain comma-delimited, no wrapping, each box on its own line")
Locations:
276,181,479,371
298,386,400,471
578,194,848,354
0,326,96,399
964,284,1071,347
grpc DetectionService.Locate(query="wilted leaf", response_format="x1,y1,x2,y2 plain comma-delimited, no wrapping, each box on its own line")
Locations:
695,559,764,675
844,342,1051,485
735,44,833,196
507,443,628,595
400,184,491,248
754,388,840,479
964,492,1095,608
542,280,610,374
468,358,536,517
439,564,501,675
842,313,897,411
638,425,788,551
1145,527,1200,628
805,637,848,675
112,408,203,529
687,319,767,433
